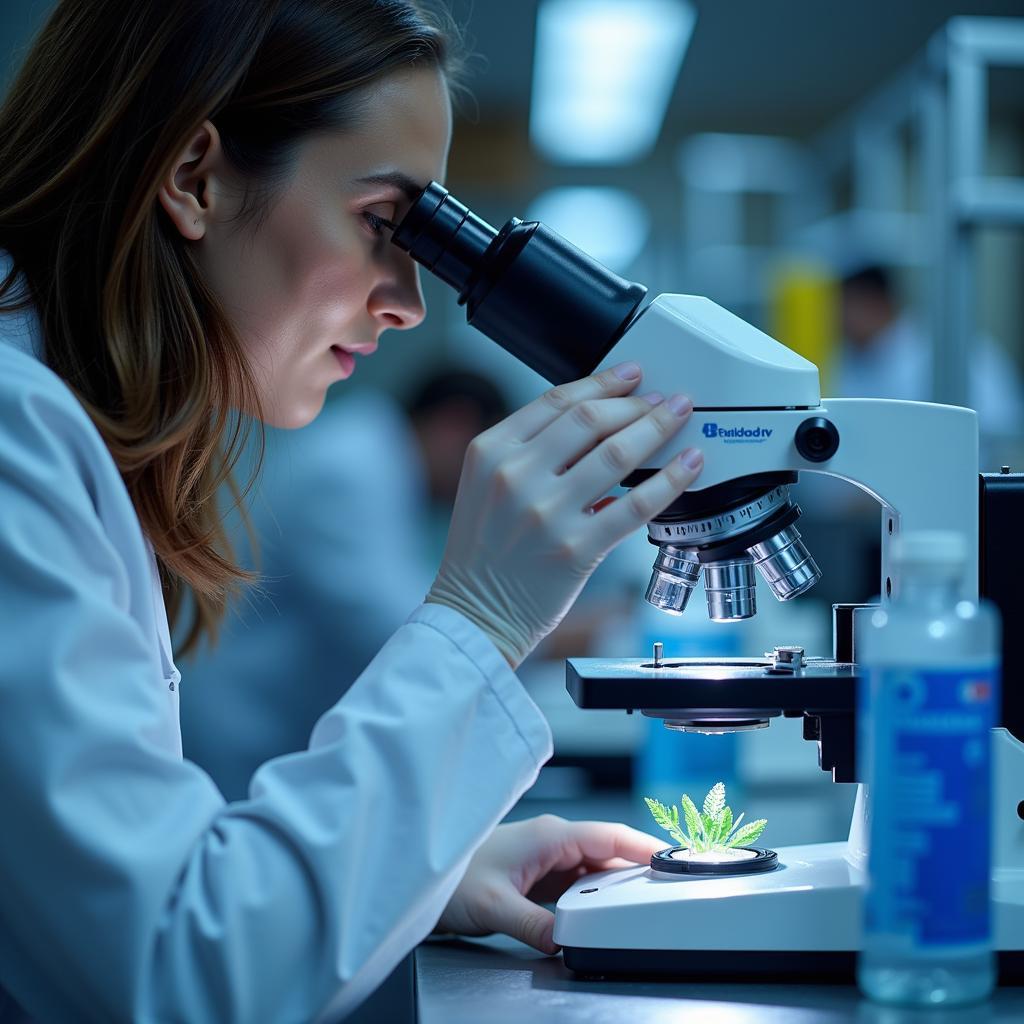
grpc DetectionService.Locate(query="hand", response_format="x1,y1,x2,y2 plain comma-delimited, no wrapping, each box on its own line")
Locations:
436,815,664,955
426,362,703,667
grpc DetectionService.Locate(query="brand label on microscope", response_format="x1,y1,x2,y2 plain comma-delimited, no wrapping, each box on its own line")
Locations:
702,423,773,443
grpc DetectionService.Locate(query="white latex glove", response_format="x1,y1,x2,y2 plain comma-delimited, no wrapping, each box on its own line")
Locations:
435,815,664,955
426,361,703,667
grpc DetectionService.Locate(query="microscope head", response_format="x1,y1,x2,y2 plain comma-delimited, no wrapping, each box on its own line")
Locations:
391,182,826,622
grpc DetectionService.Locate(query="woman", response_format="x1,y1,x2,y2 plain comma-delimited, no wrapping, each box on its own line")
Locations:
0,1,704,1020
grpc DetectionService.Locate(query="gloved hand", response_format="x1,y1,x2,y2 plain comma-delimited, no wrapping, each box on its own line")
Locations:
426,361,703,667
435,815,663,954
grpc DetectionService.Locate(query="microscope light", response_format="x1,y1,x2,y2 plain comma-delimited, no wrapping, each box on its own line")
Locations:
651,846,778,876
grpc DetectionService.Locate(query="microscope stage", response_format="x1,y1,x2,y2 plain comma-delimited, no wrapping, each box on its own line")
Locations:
566,657,858,714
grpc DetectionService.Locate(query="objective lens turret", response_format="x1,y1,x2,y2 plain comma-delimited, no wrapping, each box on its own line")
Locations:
642,473,821,622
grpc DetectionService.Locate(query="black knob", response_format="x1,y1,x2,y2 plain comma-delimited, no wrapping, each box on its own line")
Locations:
795,417,840,462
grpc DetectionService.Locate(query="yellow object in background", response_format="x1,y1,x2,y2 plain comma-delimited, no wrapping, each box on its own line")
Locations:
769,260,839,397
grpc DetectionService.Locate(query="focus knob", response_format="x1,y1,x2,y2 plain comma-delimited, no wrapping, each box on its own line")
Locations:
795,417,840,462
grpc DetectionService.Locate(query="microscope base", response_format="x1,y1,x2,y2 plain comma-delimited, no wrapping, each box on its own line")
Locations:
553,840,1024,982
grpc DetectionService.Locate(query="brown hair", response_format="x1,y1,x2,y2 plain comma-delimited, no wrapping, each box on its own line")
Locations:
0,0,458,654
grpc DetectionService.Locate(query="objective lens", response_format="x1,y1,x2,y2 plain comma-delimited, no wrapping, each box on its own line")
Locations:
645,544,701,614
748,524,821,601
704,557,757,621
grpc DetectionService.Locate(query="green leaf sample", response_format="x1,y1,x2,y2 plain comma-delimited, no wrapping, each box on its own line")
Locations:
644,782,768,855
703,781,725,820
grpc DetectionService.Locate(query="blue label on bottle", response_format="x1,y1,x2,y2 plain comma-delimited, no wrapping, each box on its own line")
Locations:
861,664,999,948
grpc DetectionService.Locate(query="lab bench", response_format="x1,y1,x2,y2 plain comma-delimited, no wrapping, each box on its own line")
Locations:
415,934,1024,1024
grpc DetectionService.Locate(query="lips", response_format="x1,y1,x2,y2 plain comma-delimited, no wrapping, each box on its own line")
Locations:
331,342,378,357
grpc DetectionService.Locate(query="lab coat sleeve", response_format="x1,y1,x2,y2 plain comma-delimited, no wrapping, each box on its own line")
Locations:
0,361,553,1024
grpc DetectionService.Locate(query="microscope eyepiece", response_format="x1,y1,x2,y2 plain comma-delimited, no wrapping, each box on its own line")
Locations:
390,183,497,296
390,182,647,385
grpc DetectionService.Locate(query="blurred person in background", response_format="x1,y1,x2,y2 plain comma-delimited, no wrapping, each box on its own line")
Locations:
836,264,1024,460
798,262,1024,599
404,366,511,564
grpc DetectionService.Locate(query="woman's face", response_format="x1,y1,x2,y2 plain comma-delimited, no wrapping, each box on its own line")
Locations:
160,67,452,428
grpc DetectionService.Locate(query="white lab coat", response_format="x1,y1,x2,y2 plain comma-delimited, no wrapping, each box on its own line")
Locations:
0,255,552,1023
179,391,436,802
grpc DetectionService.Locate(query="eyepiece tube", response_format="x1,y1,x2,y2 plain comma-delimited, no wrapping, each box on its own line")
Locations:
391,182,648,384
391,183,498,295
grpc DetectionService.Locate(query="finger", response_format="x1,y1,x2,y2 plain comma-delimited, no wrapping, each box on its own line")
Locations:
558,821,667,866
563,393,695,508
488,362,643,445
587,446,704,553
483,883,560,955
585,855,657,874
534,393,664,473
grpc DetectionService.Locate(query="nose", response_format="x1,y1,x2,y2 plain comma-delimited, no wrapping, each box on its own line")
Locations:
367,254,426,331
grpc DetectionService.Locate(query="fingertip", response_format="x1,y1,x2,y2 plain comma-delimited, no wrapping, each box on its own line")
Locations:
538,922,560,956
610,360,642,383
619,835,666,864
525,910,558,954
677,447,704,473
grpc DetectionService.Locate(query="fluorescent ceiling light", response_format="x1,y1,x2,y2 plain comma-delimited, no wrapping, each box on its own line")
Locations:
526,187,650,272
530,0,697,165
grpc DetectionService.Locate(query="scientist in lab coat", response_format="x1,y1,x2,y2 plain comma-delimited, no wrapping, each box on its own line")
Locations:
0,2,706,1022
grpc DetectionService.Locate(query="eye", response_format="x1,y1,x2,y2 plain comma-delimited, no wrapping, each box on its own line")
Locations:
362,211,391,237
361,202,398,239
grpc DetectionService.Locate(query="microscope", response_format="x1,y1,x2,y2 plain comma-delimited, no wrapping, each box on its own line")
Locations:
390,184,1024,981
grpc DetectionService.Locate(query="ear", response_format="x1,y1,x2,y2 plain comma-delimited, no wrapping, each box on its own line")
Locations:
157,120,228,241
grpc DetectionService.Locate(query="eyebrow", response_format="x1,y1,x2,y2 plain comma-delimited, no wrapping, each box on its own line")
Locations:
353,172,427,202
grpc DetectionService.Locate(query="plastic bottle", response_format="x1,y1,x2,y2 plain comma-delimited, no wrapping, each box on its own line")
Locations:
858,530,1001,1006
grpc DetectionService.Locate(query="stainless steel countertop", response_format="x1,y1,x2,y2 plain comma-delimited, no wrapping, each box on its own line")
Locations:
416,935,1024,1024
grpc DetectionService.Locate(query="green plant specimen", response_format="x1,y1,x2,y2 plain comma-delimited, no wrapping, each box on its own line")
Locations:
644,781,767,853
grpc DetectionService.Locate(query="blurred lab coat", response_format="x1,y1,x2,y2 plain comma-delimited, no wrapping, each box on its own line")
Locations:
835,314,1024,445
179,391,436,801
0,254,552,1023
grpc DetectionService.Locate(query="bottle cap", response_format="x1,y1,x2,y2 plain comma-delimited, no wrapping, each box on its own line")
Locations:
891,530,968,569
